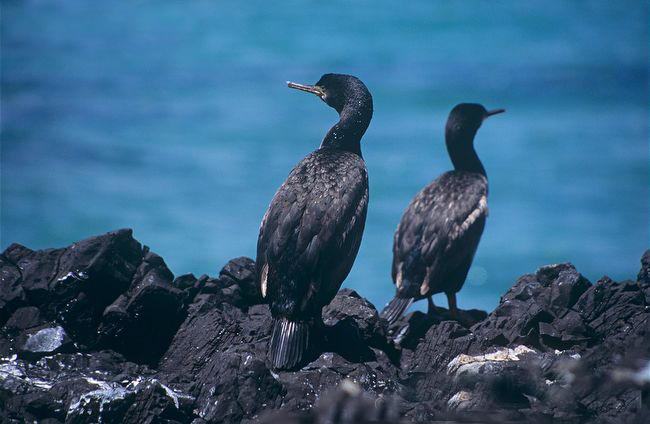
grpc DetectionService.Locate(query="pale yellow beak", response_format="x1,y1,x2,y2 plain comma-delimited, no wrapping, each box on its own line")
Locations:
287,81,325,98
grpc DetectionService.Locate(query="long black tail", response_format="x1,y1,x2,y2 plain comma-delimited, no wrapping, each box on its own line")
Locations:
381,297,414,324
268,318,310,370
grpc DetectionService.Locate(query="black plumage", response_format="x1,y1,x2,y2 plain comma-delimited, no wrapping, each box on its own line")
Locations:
382,103,504,324
256,74,373,369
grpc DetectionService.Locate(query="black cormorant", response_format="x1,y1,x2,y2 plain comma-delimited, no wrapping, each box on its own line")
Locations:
381,103,504,324
256,74,373,370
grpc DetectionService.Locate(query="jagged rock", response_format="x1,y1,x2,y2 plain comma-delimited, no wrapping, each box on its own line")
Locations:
0,245,30,325
567,276,649,422
217,256,261,306
6,306,42,331
0,231,199,365
1,231,647,423
179,257,260,311
174,273,202,302
159,287,403,422
322,288,400,365
0,229,143,347
160,294,281,423
638,250,650,286
160,300,273,376
388,306,487,356
97,248,187,365
1,306,48,357
468,263,593,351
401,260,649,422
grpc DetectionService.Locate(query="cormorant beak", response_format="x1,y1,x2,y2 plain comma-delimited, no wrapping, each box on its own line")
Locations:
287,81,325,98
484,108,506,119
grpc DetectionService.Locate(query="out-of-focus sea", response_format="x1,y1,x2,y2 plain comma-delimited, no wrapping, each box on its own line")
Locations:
2,1,648,312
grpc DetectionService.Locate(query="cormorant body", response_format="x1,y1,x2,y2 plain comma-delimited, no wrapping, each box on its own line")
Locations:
256,74,373,369
382,103,504,324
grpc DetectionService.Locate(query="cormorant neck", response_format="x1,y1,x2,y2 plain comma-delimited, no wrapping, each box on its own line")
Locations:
445,126,486,176
321,103,372,156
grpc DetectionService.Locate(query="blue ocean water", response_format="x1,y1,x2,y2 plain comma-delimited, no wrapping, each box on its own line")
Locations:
2,2,648,313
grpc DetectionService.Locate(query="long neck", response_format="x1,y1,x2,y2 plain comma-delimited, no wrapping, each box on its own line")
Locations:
445,126,486,176
321,104,371,156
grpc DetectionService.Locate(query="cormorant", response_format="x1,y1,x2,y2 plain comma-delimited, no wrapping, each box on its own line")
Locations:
256,74,373,370
381,103,504,324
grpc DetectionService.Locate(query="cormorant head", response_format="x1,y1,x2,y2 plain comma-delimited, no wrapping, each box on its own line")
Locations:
446,103,505,139
287,73,373,116
445,103,504,175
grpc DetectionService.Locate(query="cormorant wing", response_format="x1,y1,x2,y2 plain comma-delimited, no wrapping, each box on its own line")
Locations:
392,172,487,294
257,150,369,315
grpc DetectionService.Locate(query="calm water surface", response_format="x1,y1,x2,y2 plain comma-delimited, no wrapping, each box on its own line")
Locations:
2,2,648,312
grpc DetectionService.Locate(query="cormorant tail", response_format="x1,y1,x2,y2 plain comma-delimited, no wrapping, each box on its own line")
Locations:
269,318,310,370
381,297,414,324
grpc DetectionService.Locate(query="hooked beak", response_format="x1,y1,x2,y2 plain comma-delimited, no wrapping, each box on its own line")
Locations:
287,81,325,98
484,108,506,119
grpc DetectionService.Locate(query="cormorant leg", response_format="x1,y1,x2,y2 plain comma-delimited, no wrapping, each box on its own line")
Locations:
426,296,436,317
446,292,459,320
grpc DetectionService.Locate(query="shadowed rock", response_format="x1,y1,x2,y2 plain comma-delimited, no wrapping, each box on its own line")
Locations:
1,229,143,346
97,247,188,365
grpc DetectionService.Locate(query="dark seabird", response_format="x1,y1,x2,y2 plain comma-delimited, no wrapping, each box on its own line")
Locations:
256,74,373,370
381,103,504,324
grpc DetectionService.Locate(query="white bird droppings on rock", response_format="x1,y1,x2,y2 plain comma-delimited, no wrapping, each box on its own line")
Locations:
447,345,536,376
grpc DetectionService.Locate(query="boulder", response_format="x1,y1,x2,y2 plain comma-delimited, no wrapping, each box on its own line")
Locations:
0,229,143,348
97,248,188,365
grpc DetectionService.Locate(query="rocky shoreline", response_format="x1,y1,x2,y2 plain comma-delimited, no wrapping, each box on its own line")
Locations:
1,229,648,423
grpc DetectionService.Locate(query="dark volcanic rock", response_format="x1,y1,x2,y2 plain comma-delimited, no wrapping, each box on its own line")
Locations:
97,248,187,365
0,230,198,366
0,351,192,424
323,288,397,363
217,256,262,306
159,287,401,422
1,231,648,424
638,249,650,286
399,261,648,422
470,263,593,351
0,229,143,348
160,296,281,423
0,244,30,325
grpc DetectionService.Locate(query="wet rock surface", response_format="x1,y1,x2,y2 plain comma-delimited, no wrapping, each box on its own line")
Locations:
1,230,648,423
